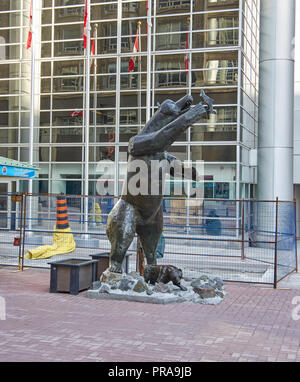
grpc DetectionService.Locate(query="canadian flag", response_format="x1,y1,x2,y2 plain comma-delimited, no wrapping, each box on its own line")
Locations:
146,0,149,36
90,37,95,69
70,110,83,117
26,0,32,50
83,0,87,49
128,28,139,72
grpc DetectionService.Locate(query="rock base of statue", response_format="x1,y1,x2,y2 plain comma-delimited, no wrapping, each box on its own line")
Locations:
86,269,225,305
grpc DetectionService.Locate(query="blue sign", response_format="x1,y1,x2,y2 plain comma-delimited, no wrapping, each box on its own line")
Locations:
0,165,35,179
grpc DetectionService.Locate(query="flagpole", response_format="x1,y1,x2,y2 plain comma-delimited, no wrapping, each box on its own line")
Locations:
185,17,191,91
137,21,142,132
151,0,156,117
92,24,98,228
186,17,191,233
93,25,97,165
84,0,91,235
28,0,34,230
146,0,152,122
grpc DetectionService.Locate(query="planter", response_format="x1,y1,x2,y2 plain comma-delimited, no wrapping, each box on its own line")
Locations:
49,258,98,295
89,252,131,280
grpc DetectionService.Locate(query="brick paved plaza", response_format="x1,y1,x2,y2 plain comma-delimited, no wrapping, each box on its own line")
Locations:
0,266,300,363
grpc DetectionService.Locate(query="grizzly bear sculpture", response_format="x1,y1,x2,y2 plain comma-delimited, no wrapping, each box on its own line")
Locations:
106,91,215,274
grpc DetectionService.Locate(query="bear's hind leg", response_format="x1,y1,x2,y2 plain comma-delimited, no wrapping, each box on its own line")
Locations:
136,208,163,266
106,199,138,273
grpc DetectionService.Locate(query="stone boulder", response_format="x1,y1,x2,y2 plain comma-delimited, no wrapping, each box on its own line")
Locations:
153,282,170,294
99,284,110,294
100,270,122,285
119,277,135,291
191,275,225,301
193,284,216,299
133,280,149,293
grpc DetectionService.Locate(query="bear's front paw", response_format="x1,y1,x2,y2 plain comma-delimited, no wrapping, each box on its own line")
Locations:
108,261,123,274
200,90,216,116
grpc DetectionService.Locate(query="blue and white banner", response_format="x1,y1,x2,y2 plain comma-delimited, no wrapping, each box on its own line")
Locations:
0,165,35,179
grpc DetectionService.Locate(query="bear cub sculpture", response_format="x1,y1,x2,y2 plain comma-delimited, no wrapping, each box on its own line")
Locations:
144,264,187,291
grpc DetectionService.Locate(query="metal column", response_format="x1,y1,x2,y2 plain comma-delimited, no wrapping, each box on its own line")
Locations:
257,0,296,201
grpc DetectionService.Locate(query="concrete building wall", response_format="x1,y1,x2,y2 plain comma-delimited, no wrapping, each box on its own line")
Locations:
294,0,300,236
294,0,300,179
294,1,300,180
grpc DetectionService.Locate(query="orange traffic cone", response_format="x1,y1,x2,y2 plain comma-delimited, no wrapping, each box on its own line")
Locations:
56,193,69,230
24,193,76,260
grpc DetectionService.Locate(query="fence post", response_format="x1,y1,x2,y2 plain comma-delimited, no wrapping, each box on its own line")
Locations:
274,197,279,289
21,193,27,271
241,198,245,261
294,198,298,273
17,193,24,271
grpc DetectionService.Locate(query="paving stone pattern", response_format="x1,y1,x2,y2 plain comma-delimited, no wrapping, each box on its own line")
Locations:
0,267,300,362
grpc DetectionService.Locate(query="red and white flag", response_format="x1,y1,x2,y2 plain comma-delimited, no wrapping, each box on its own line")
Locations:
26,0,32,50
128,27,139,72
70,110,83,117
185,23,190,74
90,36,95,69
146,0,149,36
83,0,88,49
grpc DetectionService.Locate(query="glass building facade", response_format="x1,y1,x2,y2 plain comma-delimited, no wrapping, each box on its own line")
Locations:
0,0,259,200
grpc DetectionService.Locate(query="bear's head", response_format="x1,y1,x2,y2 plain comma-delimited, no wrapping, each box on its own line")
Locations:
140,94,193,135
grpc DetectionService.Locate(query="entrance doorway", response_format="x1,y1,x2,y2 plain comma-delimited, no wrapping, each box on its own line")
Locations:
0,182,11,229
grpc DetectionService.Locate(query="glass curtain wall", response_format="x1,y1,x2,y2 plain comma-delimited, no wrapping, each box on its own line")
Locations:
240,0,259,200
0,0,259,200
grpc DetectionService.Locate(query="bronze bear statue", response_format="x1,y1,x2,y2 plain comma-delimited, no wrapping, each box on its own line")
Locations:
144,264,188,291
106,91,215,274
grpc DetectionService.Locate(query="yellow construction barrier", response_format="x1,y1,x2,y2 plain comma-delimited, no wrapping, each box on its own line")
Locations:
94,202,102,226
25,194,76,260
25,226,76,260
89,201,102,226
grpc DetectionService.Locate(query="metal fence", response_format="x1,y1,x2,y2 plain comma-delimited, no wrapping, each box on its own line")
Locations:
0,192,297,288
